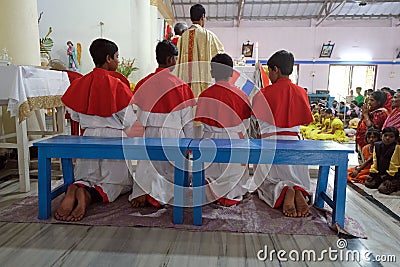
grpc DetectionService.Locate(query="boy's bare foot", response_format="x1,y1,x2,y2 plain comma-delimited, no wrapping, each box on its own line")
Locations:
282,187,297,217
69,187,92,221
294,189,310,217
54,184,78,221
130,195,147,208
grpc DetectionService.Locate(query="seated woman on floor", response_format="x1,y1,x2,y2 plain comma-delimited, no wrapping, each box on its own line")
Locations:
312,109,348,142
348,127,380,184
300,104,320,138
306,108,329,140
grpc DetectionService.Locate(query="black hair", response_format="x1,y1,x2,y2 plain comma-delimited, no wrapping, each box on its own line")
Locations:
211,53,233,81
156,40,178,65
324,108,333,115
267,50,294,75
89,38,118,67
365,127,381,144
349,111,358,119
370,90,387,107
67,41,73,46
190,4,205,22
382,126,399,140
174,22,188,36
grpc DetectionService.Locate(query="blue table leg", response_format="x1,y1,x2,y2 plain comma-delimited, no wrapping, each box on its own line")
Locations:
38,151,51,220
332,159,348,227
314,165,330,208
173,157,185,224
61,158,74,185
193,151,204,226
183,150,190,187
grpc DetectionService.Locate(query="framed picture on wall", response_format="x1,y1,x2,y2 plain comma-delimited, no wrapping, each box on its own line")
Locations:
242,42,254,57
320,43,334,58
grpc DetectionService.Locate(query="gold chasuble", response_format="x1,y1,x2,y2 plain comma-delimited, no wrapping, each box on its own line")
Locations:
175,24,224,98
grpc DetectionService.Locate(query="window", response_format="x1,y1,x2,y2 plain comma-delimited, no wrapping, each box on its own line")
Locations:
327,65,376,102
290,64,299,85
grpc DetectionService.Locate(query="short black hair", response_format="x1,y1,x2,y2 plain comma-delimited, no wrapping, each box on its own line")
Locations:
382,126,399,138
156,40,178,65
190,4,205,21
174,22,188,36
267,50,294,76
89,38,118,67
324,108,333,115
211,53,233,81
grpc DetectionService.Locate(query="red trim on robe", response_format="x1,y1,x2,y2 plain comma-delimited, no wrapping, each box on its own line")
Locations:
187,30,195,84
274,185,289,208
252,78,313,128
94,185,109,203
61,68,133,117
146,194,162,208
217,197,240,206
195,81,251,128
132,68,195,113
260,131,300,139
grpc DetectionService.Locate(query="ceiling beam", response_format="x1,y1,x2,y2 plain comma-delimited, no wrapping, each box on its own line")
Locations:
172,0,400,6
316,0,347,26
237,0,245,26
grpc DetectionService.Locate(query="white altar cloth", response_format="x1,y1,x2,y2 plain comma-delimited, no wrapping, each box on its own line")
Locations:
0,65,70,192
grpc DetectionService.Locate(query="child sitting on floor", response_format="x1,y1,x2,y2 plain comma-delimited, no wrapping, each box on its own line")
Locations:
348,128,380,184
365,126,400,194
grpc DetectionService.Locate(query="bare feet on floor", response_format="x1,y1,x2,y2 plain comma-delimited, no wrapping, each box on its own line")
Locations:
294,189,310,217
54,184,78,221
69,187,92,221
130,195,147,208
282,187,297,217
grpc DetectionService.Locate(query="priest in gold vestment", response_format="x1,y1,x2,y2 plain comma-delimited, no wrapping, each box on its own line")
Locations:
175,4,224,98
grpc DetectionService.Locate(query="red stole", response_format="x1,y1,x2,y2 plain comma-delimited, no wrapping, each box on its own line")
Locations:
195,81,251,128
252,78,313,128
132,68,195,113
61,68,133,117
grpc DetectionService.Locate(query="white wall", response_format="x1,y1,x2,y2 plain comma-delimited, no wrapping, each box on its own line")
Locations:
37,1,400,90
206,19,400,92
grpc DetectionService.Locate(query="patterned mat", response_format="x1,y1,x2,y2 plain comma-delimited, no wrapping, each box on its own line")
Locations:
0,191,366,238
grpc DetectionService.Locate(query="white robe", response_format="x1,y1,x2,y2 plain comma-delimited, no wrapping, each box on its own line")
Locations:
68,105,136,202
200,122,250,202
128,106,194,205
253,119,312,208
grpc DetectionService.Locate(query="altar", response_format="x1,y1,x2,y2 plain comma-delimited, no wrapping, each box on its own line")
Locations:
0,65,70,192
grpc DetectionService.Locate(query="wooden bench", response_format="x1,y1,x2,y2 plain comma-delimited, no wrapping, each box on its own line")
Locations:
35,136,353,228
189,139,353,227
34,135,191,222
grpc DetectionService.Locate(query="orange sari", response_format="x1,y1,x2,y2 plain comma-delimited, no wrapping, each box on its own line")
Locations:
348,144,373,184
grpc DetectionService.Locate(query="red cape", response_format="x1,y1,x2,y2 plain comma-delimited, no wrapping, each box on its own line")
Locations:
252,78,313,128
61,68,133,117
132,68,195,113
195,81,251,128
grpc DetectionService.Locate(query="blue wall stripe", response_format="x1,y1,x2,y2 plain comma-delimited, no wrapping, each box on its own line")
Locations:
245,59,400,65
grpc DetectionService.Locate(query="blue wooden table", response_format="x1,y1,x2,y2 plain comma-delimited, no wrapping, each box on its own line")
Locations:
34,135,191,221
189,139,353,227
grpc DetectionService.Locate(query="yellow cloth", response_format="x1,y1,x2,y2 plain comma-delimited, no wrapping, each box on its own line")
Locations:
175,24,224,98
370,145,400,177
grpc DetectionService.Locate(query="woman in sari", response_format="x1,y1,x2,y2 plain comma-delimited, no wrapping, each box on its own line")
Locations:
383,92,400,132
355,90,391,162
